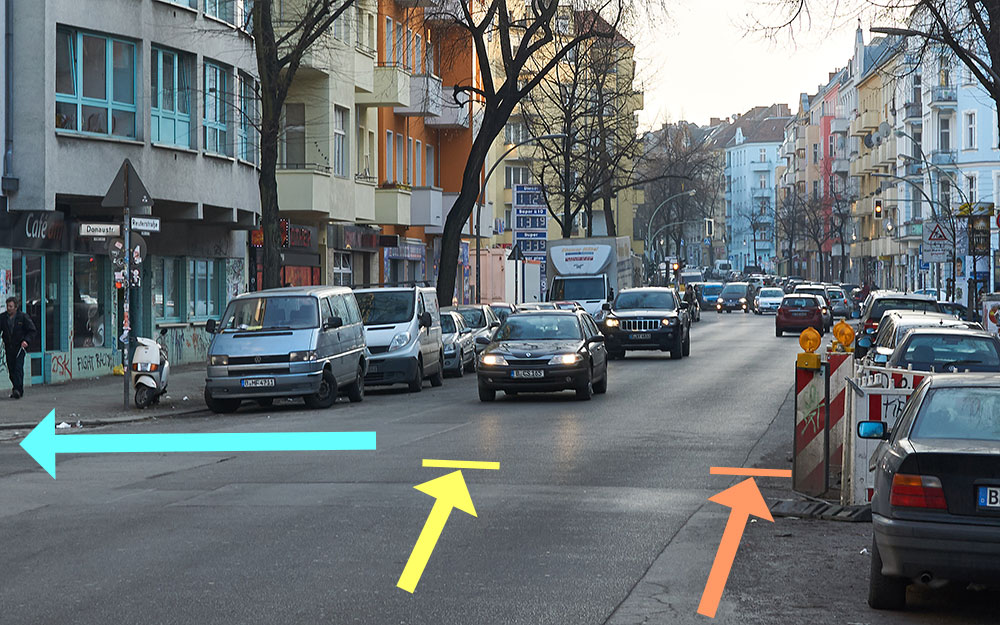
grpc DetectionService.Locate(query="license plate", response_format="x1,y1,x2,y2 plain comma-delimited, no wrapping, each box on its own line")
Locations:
511,369,544,379
791,311,808,317
630,333,652,340
368,363,382,374
978,486,1000,508
241,378,275,388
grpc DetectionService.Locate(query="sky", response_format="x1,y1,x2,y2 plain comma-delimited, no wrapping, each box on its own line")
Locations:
632,0,874,129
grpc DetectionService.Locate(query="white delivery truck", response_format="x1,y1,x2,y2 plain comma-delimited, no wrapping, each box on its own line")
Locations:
546,236,633,317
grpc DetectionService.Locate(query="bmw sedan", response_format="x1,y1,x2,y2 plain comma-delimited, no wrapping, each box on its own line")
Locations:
858,374,1000,609
476,310,608,402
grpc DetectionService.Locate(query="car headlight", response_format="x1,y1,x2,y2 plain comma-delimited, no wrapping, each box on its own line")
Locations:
604,317,619,328
209,354,228,366
480,354,508,366
548,353,583,365
389,331,411,351
717,297,723,303
289,350,317,362
739,298,747,303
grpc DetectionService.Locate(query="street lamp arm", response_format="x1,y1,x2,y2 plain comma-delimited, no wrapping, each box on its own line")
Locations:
645,189,697,253
871,173,939,220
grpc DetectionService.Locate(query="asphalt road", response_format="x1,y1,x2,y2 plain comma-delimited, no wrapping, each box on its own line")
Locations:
1,312,996,624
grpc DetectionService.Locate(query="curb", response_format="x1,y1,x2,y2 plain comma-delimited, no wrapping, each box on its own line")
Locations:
0,407,210,432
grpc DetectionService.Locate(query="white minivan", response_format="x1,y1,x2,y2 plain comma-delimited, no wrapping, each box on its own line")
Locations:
353,286,445,392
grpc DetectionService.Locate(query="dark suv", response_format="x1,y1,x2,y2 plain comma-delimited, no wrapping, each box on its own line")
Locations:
599,287,691,360
716,282,751,313
855,291,941,355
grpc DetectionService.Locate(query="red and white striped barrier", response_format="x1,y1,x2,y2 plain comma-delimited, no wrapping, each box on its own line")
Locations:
793,365,828,496
825,353,851,489
843,383,913,505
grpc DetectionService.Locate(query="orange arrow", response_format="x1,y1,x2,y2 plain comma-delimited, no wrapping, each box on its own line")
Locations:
697,478,774,618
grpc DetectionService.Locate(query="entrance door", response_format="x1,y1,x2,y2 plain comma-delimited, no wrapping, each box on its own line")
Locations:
12,251,63,384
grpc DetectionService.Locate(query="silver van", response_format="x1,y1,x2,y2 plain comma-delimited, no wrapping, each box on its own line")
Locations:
202,286,366,413
353,286,444,392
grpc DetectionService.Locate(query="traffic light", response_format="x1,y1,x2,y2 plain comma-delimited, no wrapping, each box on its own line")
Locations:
705,218,714,238
671,261,683,272
874,199,883,219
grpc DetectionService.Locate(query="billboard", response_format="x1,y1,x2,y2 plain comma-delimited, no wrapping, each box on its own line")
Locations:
512,184,548,298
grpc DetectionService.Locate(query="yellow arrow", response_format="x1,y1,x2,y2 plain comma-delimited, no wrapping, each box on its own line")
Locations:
397,470,478,593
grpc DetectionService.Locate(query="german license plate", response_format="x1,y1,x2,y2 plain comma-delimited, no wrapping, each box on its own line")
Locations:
977,485,1000,508
241,378,275,388
511,369,544,379
368,363,382,374
792,311,808,317
630,333,652,340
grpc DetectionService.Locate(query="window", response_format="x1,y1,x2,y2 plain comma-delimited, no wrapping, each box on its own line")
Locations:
151,47,192,148
333,106,348,176
238,73,258,163
407,137,414,184
939,116,951,151
331,253,352,286
395,23,403,66
759,175,766,189
283,102,305,167
204,61,231,156
759,148,766,163
426,144,434,186
505,121,529,144
395,133,404,183
406,28,413,69
385,131,393,182
333,7,350,42
939,178,952,209
206,0,235,24
812,144,818,163
153,258,181,320
415,140,422,185
556,16,570,34
426,38,434,75
188,259,219,318
505,166,531,188
965,173,977,203
812,180,819,199
237,0,254,32
385,17,393,64
965,111,976,149
55,28,136,138
415,35,422,74
73,255,108,348
828,135,834,157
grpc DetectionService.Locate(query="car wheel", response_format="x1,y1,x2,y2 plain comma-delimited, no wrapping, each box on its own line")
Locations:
576,373,594,401
671,332,683,360
775,327,782,337
682,330,691,357
429,353,445,387
408,358,424,393
454,352,465,378
345,364,365,403
204,389,241,414
304,369,337,409
868,538,907,610
478,382,496,402
593,367,608,394
464,353,476,373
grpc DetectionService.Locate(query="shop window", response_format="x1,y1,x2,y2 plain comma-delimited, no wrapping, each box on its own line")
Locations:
55,28,137,138
154,258,182,320
332,252,352,286
151,47,193,148
73,255,108,348
188,259,220,318
204,61,231,156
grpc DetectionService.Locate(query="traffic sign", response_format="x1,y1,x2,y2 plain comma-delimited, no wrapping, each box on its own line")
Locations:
80,223,121,237
130,216,160,232
507,243,527,262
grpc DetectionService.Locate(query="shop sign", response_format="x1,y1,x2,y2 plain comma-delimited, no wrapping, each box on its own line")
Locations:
2,210,69,251
251,219,317,252
340,225,380,251
968,215,990,256
386,240,426,261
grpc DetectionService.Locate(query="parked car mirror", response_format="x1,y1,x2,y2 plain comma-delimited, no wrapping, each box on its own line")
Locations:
475,336,491,346
461,328,472,335
419,312,432,328
587,335,605,343
857,336,873,349
205,318,217,334
873,352,889,365
857,421,888,440
851,310,860,319
490,321,501,329
325,316,344,330
601,302,612,311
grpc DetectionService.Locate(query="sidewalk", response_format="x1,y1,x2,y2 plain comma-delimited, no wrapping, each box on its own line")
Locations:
0,364,208,429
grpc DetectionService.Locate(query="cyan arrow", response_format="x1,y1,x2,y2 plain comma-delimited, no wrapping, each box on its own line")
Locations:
21,410,376,479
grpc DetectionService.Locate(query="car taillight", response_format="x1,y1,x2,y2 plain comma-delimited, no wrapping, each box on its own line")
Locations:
890,474,947,509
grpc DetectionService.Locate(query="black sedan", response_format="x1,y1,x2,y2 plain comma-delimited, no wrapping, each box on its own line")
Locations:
476,310,608,402
886,327,1000,373
858,374,1000,609
599,287,690,360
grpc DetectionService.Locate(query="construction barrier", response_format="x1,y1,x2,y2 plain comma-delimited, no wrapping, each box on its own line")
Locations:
793,364,829,497
825,352,851,490
843,379,913,505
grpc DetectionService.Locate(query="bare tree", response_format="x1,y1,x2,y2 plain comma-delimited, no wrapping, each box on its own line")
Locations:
251,0,357,289
775,190,806,276
800,193,831,280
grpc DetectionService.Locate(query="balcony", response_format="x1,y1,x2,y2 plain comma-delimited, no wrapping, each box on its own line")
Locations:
751,187,772,201
375,185,412,226
356,64,411,107
903,102,922,122
354,177,376,222
860,109,879,131
410,186,443,228
276,164,332,218
832,158,849,174
904,162,922,177
930,149,957,167
929,86,957,109
749,159,772,172
395,74,443,117
426,90,473,129
830,118,849,135
354,46,375,94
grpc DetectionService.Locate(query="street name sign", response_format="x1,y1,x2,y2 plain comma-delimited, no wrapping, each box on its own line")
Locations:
80,223,121,237
131,216,161,232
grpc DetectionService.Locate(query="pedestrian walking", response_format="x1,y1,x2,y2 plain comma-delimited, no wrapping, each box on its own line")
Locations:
0,297,37,399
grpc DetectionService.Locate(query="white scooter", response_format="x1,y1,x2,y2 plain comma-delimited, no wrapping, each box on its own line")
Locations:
132,328,170,408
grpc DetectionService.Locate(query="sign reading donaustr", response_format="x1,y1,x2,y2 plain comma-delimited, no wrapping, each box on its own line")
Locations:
79,223,121,237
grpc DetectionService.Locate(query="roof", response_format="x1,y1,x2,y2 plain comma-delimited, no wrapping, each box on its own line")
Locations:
904,326,994,338
922,372,1000,388
236,286,352,298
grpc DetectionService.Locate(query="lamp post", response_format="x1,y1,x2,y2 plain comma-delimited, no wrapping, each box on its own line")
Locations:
474,133,566,304
644,189,697,262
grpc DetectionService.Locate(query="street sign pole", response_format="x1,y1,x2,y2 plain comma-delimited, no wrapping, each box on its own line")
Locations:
123,181,130,410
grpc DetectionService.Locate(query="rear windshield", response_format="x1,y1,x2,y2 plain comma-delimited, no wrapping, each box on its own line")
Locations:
614,291,677,310
759,288,784,298
828,289,846,299
441,315,457,334
550,277,606,301
782,297,818,308
795,287,826,298
495,314,582,341
491,306,513,323
898,334,1000,371
911,388,1000,441
221,296,319,331
356,291,414,325
455,308,486,328
870,298,939,319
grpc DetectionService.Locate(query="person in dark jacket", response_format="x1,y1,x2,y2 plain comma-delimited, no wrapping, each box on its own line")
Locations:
1,297,37,399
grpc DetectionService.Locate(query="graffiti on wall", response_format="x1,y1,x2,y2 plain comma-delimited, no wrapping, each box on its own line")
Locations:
227,258,245,301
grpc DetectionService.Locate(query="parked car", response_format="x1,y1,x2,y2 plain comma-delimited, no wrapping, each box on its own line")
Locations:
518,302,558,311
793,284,833,331
354,286,445,392
717,282,752,313
441,311,476,376
825,285,852,318
775,294,826,337
861,311,980,366
937,301,969,320
489,302,518,324
553,300,586,312
203,286,366,413
754,287,785,314
445,304,501,354
857,374,1000,609
885,327,1000,373
600,287,691,360
476,310,608,401
855,291,942,355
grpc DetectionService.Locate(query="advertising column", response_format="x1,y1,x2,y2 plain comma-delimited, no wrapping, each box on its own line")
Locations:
512,184,547,300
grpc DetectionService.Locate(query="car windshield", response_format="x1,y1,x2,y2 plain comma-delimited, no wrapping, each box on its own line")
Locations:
782,297,817,309
870,298,938,319
355,291,414,325
551,277,605,300
701,284,723,297
720,284,746,297
220,296,319,331
614,291,676,310
897,334,1000,371
911,387,1000,442
491,306,512,323
828,289,846,299
760,288,784,298
455,308,485,328
441,315,457,334
495,314,582,341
